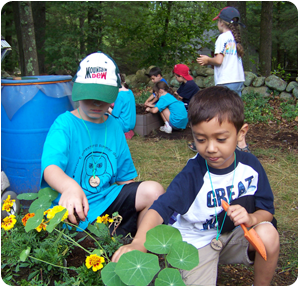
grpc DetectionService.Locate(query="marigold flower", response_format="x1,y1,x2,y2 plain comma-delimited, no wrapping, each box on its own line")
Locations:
35,220,47,232
85,254,105,272
96,214,113,224
22,213,35,226
47,205,68,221
2,195,15,212
1,215,17,231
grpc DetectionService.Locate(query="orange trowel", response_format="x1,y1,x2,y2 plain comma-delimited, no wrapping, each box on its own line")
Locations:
221,200,267,261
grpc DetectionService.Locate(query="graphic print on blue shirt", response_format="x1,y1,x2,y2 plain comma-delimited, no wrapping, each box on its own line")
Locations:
81,152,115,194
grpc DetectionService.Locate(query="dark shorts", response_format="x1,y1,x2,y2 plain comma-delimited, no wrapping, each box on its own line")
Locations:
102,181,142,236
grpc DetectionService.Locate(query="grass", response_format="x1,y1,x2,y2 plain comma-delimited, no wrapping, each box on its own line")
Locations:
127,136,298,283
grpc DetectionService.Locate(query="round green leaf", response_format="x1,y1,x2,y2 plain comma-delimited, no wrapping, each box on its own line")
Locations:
144,224,182,254
115,250,160,286
101,262,126,286
19,247,31,262
154,268,186,286
16,193,38,200
167,241,199,270
29,195,52,213
46,209,67,233
25,209,44,232
38,187,58,201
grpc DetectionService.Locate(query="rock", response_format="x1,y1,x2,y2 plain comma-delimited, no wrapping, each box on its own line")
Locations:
244,71,257,86
279,92,293,100
194,76,205,88
169,76,180,88
242,86,270,97
265,75,287,92
286,81,298,93
194,66,214,77
135,69,149,84
292,87,298,99
203,75,214,88
252,76,266,87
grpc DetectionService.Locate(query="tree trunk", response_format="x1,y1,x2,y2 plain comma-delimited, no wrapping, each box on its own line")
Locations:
87,2,103,54
227,1,250,71
259,2,273,76
31,1,46,74
15,1,39,76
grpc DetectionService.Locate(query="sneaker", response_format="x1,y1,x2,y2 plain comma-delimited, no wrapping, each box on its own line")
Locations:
160,124,172,134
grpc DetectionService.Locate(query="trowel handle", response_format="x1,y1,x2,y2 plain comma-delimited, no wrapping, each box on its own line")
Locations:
221,199,230,211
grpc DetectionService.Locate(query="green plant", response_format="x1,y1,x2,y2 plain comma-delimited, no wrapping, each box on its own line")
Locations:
242,92,274,124
279,99,298,121
101,224,199,286
271,61,291,82
1,188,123,286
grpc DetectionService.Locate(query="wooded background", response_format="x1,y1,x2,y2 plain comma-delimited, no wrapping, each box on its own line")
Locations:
1,1,298,78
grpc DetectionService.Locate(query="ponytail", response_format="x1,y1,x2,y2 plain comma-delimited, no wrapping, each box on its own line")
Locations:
227,21,244,58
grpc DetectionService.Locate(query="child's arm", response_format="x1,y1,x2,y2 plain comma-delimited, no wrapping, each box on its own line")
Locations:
144,95,156,107
145,106,159,113
226,204,273,228
44,165,89,224
111,209,163,262
197,53,224,67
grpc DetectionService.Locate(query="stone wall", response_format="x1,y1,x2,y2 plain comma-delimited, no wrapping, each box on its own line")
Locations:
125,64,298,100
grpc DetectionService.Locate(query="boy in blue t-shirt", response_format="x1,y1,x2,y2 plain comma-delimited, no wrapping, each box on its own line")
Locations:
40,52,164,235
112,86,279,286
144,66,168,108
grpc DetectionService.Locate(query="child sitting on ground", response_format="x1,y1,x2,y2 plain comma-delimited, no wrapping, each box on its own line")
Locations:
112,86,279,286
40,52,165,236
173,64,199,111
145,81,188,134
144,66,168,108
108,74,136,134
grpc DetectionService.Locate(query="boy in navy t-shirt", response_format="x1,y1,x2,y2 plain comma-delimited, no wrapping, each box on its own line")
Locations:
112,86,279,286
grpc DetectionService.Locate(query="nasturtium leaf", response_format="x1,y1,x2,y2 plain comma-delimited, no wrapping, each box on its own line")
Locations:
19,247,31,262
154,268,186,286
46,209,67,233
91,249,104,257
29,195,52,213
25,209,44,232
167,241,199,270
101,262,126,286
144,224,182,254
38,187,59,201
115,250,160,286
16,192,38,200
87,222,108,239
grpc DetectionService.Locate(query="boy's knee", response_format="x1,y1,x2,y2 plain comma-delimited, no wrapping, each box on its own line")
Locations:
256,223,279,253
137,181,165,202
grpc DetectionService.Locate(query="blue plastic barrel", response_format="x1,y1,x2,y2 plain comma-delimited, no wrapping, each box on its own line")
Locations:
1,75,74,194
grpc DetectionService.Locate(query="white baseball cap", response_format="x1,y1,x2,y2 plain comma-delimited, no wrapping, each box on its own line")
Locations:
72,51,121,103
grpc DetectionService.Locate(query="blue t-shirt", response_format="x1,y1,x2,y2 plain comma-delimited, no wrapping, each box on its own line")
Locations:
155,93,188,129
40,112,137,229
111,89,136,133
176,80,199,105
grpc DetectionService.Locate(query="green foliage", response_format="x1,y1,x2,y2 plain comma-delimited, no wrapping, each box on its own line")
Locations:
101,224,199,286
242,92,274,124
280,99,298,122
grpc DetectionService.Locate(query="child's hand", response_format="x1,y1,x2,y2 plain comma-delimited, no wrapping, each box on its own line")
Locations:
226,204,255,228
197,55,210,66
145,107,151,112
59,185,89,224
111,240,147,263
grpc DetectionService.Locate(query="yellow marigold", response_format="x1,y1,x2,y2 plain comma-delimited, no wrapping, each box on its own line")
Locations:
85,254,105,272
22,213,35,226
2,195,15,212
1,215,17,231
47,205,68,221
35,220,47,232
96,214,113,224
